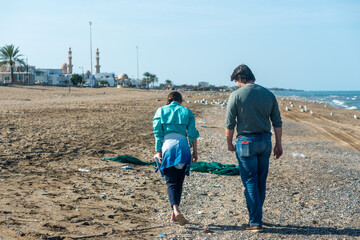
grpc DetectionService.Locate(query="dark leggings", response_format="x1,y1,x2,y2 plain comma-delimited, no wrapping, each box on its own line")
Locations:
163,166,186,208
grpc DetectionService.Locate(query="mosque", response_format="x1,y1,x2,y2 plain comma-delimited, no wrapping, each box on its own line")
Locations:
0,46,129,87
61,47,121,87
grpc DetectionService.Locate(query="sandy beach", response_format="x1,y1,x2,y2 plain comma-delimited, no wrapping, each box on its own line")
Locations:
0,85,359,240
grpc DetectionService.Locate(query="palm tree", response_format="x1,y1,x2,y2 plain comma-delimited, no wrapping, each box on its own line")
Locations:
0,44,25,83
150,73,158,88
165,79,172,88
142,72,159,88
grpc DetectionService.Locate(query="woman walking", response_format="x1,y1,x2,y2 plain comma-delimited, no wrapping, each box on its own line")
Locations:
153,91,199,226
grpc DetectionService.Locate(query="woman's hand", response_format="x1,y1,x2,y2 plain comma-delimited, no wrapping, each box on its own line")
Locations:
156,150,162,164
192,151,198,163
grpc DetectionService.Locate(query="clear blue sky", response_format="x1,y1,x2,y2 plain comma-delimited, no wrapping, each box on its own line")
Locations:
1,0,359,90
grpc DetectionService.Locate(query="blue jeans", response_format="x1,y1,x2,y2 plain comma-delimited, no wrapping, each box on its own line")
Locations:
235,133,272,226
163,166,186,208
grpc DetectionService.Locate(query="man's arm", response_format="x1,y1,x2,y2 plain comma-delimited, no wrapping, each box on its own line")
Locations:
273,127,283,159
226,129,235,151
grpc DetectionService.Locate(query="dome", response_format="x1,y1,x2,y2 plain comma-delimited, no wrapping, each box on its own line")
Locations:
84,70,91,75
61,63,68,74
117,73,129,80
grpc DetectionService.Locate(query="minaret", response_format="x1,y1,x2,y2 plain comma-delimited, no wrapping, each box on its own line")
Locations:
67,47,73,74
95,48,100,74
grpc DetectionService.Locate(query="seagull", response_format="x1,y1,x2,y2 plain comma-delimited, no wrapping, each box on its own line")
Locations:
310,110,313,114
285,107,290,111
330,111,334,116
354,114,359,119
304,106,307,112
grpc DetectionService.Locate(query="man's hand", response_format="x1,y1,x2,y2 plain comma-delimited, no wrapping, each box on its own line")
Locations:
273,144,283,159
226,129,235,152
192,151,198,163
228,143,235,152
156,150,162,164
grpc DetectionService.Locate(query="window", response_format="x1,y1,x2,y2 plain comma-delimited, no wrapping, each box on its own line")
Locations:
5,76,9,80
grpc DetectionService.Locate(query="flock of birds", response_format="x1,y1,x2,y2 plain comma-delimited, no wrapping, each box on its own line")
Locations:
183,94,359,120
280,99,359,120
188,98,228,107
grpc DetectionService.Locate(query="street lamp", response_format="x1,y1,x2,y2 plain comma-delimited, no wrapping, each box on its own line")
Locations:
136,45,139,88
89,21,93,88
79,66,84,85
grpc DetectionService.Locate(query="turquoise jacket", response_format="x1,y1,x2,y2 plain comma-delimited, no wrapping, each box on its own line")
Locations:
153,101,199,151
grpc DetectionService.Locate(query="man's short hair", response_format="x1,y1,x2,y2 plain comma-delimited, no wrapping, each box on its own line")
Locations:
231,64,256,83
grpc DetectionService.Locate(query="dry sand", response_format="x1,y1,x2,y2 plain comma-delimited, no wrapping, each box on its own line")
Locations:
0,85,359,239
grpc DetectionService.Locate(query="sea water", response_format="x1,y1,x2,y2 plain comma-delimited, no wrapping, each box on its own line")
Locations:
271,90,360,111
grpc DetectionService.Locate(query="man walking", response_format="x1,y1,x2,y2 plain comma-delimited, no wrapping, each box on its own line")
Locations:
225,64,283,232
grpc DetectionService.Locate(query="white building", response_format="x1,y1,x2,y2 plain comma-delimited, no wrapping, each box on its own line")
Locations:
34,69,69,85
95,72,116,87
130,78,142,87
198,81,209,87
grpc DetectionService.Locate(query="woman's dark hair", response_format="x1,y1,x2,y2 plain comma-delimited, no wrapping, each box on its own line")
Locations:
231,64,256,83
167,91,183,104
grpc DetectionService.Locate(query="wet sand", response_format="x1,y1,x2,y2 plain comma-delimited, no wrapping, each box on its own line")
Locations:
0,85,359,239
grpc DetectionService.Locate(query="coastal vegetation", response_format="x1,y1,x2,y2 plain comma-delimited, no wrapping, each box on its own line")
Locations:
142,72,158,88
70,74,85,86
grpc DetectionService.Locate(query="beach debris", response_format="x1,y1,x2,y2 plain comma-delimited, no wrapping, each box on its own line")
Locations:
78,168,90,172
330,111,334,116
200,125,207,128
292,152,306,158
157,232,166,238
204,229,214,233
16,230,25,236
198,118,207,123
212,185,221,188
354,114,359,119
121,166,132,169
198,211,205,214
285,107,290,111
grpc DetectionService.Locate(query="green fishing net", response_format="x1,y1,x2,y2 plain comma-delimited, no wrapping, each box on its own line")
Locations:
103,155,239,175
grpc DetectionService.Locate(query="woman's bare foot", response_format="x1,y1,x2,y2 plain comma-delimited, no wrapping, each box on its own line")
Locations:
170,211,177,222
172,205,188,226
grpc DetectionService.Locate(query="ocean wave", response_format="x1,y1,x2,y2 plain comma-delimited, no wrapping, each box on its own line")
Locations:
347,106,358,110
332,99,347,107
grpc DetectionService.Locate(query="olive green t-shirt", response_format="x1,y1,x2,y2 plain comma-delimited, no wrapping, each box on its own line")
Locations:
225,84,282,139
